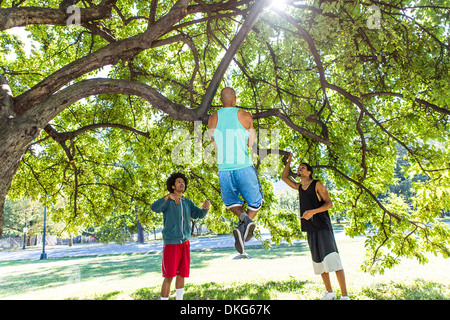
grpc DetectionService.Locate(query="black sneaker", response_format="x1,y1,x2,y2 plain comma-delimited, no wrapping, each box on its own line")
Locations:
232,221,245,254
242,216,256,242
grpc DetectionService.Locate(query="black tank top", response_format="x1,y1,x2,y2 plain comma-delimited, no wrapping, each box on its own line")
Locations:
298,180,332,232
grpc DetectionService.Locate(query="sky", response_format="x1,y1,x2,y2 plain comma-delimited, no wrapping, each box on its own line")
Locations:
5,26,111,78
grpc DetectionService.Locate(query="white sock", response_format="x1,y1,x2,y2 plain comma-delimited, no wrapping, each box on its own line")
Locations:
161,296,169,300
176,288,184,300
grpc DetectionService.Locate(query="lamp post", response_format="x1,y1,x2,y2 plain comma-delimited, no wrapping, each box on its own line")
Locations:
22,211,27,250
40,206,47,260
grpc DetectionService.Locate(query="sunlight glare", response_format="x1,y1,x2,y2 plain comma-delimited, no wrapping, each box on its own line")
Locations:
268,0,288,11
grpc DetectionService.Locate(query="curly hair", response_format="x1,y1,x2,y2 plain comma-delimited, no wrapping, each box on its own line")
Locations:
166,172,188,193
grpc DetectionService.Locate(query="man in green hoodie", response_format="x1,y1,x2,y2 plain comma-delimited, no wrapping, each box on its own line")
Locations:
151,172,210,300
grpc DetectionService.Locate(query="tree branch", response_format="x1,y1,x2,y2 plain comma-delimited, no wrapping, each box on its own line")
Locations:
21,78,201,131
44,123,79,217
13,0,192,115
0,0,117,31
0,74,14,119
148,0,158,26
362,91,450,116
355,109,368,183
275,9,329,105
316,164,401,222
44,122,151,142
197,0,271,115
254,109,329,145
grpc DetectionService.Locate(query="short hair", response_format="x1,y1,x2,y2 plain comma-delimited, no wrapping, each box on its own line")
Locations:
220,87,236,104
166,172,188,193
301,163,313,180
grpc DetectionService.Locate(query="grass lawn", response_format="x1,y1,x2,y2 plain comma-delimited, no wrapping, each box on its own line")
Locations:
0,237,449,300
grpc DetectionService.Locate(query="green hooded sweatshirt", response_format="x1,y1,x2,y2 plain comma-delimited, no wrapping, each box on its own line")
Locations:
151,196,208,245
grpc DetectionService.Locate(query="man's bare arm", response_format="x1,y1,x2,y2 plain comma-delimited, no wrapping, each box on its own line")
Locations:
282,153,300,190
208,112,218,149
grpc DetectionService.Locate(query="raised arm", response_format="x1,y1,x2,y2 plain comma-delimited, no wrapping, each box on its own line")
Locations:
281,153,300,190
188,199,210,219
151,195,170,213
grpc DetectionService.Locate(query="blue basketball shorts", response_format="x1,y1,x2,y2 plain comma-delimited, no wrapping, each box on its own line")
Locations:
218,165,264,211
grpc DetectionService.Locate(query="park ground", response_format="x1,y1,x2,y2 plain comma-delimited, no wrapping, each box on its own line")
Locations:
0,235,449,300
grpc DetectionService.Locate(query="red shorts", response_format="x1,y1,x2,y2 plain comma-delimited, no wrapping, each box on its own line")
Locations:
162,240,190,278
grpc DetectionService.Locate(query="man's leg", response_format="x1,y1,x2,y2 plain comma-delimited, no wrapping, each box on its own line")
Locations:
247,209,258,221
231,206,256,242
320,272,337,300
244,209,258,241
218,171,245,252
321,272,333,293
219,168,260,251
335,269,348,297
230,206,246,253
161,243,179,299
230,205,244,219
161,277,173,300
175,276,185,300
238,166,262,241
230,205,255,223
175,241,190,300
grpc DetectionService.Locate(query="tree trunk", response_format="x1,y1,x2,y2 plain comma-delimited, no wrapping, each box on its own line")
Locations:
0,75,43,236
136,220,145,244
0,126,42,237
198,0,271,114
191,220,196,236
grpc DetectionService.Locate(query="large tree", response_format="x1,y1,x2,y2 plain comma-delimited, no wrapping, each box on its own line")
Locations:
1,0,449,273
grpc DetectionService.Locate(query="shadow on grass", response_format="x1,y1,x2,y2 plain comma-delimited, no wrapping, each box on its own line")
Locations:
0,253,163,297
0,242,309,298
130,277,450,301
360,279,450,300
132,278,309,300
86,291,123,300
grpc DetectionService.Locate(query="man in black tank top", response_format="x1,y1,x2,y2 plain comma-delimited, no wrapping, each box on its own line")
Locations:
281,153,350,300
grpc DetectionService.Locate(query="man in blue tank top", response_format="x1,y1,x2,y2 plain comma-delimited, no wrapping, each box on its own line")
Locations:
208,87,264,254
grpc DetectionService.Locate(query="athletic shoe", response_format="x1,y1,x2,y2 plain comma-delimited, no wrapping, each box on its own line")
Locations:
340,296,351,300
320,291,336,300
233,221,245,254
242,215,256,242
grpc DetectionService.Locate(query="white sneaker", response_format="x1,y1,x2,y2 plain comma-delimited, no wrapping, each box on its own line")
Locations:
320,291,336,300
340,296,351,300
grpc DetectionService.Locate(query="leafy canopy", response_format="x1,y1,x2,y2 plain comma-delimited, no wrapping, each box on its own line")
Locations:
1,0,449,273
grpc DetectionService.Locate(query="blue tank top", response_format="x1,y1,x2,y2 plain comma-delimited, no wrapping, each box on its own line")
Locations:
213,107,253,171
